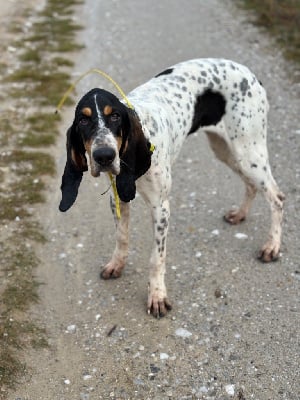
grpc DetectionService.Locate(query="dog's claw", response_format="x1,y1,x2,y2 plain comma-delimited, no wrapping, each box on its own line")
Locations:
257,249,279,263
257,241,280,262
224,209,246,225
100,259,125,279
147,298,172,318
100,269,122,279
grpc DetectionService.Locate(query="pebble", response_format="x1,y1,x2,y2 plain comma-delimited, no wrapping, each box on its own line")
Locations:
8,45,17,52
160,352,169,360
66,324,76,333
175,328,192,338
225,384,235,396
234,233,248,239
199,386,209,393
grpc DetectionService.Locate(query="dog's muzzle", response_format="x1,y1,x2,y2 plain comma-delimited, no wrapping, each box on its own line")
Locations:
93,147,116,168
91,145,120,176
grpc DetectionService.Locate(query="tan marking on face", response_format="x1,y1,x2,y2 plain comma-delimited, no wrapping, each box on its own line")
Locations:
117,136,122,152
82,107,92,117
84,139,92,158
103,105,112,116
117,130,128,153
71,148,87,170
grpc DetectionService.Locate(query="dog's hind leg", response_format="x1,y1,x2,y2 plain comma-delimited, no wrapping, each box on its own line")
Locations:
206,130,285,261
224,179,257,224
101,198,130,279
230,154,284,261
257,178,285,262
206,131,258,223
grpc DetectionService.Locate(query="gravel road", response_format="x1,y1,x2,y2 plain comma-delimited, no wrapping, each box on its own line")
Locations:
10,0,300,399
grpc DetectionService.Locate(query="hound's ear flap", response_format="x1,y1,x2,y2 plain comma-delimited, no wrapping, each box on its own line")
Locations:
115,145,137,203
116,112,153,202
59,124,88,212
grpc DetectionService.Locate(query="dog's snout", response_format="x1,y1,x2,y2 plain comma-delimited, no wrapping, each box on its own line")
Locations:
93,147,116,167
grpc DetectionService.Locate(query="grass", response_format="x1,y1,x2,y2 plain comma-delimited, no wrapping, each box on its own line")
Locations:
235,0,300,67
0,0,83,392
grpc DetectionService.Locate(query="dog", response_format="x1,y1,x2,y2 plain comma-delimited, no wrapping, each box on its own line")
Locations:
59,58,285,317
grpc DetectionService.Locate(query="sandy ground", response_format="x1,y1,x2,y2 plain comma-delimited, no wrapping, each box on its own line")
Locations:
2,0,300,399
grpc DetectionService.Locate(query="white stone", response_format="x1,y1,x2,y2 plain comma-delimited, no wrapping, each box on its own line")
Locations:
160,353,169,360
175,328,192,338
67,324,76,333
234,233,248,239
225,384,235,396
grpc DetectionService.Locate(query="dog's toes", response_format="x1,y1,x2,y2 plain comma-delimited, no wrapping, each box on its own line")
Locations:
148,297,172,318
257,250,279,263
258,244,280,263
100,268,122,279
100,260,124,279
224,209,246,225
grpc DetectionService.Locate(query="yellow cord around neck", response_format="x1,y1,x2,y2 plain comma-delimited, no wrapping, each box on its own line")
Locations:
55,68,134,112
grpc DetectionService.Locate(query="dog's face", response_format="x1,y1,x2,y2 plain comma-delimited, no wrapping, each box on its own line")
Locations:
59,88,153,212
74,88,130,177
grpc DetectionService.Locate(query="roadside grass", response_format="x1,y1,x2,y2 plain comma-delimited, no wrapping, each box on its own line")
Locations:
235,0,300,67
0,0,83,392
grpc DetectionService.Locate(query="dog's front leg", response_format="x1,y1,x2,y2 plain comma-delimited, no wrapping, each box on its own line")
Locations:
147,198,172,318
101,198,130,279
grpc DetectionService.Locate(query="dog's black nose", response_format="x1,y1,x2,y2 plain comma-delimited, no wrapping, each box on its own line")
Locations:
93,147,116,167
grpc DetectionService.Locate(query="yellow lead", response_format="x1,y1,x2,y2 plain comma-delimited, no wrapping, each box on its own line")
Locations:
108,173,121,219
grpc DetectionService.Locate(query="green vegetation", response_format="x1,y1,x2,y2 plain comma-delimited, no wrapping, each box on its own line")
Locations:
0,0,83,391
236,0,300,66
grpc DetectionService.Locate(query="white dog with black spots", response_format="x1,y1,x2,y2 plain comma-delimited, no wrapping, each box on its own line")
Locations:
59,58,285,317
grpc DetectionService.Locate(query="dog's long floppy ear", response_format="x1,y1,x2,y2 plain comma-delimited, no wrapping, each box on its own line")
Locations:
116,111,153,202
59,123,88,212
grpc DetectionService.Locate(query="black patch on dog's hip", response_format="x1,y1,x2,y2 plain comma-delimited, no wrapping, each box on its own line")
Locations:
189,89,226,134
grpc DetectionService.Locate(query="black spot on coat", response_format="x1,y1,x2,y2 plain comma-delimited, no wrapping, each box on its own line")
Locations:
189,89,226,134
155,68,174,78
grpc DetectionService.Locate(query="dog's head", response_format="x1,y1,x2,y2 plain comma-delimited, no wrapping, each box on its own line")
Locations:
59,88,153,212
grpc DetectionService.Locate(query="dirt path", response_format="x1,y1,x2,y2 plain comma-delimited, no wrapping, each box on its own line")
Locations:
5,0,300,399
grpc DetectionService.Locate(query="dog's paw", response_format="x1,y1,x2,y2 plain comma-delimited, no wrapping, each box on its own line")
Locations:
147,291,172,318
224,209,246,225
100,259,125,279
258,241,281,263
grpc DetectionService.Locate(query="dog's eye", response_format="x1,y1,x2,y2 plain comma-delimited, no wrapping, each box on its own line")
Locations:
110,113,120,123
79,117,89,126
